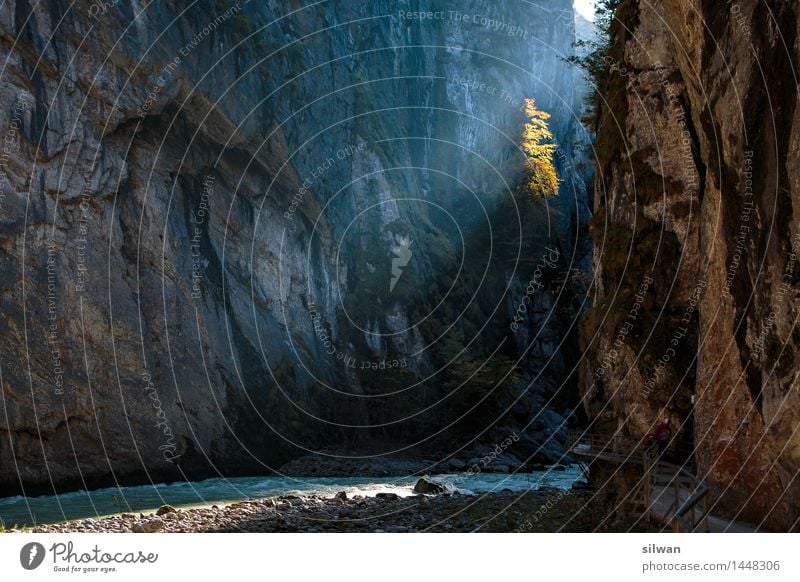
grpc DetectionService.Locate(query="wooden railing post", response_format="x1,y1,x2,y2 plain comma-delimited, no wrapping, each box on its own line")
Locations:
673,473,681,532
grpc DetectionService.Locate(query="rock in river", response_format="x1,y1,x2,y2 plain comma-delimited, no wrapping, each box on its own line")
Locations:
414,478,447,495
156,504,178,516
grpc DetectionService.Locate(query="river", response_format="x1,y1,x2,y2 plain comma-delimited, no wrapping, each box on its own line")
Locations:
0,466,583,527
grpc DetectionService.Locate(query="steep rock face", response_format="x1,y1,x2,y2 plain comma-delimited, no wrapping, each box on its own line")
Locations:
582,0,800,529
0,0,588,493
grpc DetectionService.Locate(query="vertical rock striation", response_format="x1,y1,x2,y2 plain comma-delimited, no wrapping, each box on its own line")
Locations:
582,0,800,529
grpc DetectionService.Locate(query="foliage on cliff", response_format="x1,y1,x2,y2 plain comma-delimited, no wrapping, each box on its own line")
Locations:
521,98,559,198
566,0,637,170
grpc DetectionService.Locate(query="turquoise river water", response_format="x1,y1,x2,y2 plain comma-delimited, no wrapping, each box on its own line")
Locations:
0,466,583,527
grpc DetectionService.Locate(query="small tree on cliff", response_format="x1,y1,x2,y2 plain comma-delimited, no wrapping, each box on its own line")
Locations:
521,98,559,198
566,0,628,129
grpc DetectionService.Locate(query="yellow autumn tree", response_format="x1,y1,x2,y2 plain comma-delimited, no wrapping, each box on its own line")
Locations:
522,98,559,198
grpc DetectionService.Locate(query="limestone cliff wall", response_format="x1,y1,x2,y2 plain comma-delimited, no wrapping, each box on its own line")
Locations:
0,0,588,494
582,0,800,530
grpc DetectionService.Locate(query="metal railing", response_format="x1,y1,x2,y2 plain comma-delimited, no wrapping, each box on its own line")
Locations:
567,429,710,532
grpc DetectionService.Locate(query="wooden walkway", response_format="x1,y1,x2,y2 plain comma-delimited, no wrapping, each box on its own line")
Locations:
568,431,758,533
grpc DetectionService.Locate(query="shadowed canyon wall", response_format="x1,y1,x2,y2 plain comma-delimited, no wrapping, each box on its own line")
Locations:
0,0,591,494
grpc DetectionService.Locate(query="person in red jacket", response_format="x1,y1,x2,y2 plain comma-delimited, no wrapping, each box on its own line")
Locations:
643,418,671,454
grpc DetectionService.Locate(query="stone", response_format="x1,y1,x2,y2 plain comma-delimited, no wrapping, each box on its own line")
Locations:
155,504,178,516
132,518,164,533
334,491,348,500
375,492,399,500
413,478,447,495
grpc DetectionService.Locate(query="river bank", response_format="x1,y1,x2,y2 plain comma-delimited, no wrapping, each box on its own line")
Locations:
0,464,582,528
22,487,599,533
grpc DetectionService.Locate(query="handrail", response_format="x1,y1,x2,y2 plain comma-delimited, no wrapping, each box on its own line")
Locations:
568,431,697,472
567,428,709,533
568,429,697,456
673,482,709,532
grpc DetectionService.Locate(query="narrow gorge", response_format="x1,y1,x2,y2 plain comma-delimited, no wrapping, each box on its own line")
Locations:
1,0,799,535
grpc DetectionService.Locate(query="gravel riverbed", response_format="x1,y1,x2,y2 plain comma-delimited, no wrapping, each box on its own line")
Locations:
24,488,599,533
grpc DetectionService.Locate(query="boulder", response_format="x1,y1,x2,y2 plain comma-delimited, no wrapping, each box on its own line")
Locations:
155,504,178,516
413,478,447,495
513,435,562,465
